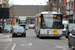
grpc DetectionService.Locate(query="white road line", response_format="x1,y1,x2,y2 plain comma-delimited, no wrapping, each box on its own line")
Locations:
5,42,11,50
9,38,12,41
29,43,32,45
40,40,68,50
0,35,9,38
21,43,32,46
11,43,16,50
0,34,3,36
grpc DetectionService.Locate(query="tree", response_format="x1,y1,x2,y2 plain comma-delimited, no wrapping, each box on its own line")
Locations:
45,1,53,11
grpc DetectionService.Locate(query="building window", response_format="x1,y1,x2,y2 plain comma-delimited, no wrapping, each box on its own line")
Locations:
53,0,57,4
70,2,74,9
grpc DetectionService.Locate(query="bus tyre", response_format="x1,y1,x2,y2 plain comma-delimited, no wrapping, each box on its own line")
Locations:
37,35,39,37
38,31,41,38
23,34,26,37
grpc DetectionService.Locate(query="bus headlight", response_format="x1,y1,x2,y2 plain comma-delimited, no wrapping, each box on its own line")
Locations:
59,33,62,35
40,29,44,34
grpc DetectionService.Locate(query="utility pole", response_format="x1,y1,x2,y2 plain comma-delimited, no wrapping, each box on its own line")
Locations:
2,9,4,33
57,0,59,13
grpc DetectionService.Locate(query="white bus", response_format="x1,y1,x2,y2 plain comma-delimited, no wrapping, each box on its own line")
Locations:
35,11,64,38
18,16,27,29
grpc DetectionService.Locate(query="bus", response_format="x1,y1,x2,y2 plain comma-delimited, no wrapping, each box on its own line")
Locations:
18,16,27,29
18,16,27,24
35,11,64,38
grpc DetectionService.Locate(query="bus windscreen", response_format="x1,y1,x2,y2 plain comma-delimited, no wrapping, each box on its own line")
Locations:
41,14,62,29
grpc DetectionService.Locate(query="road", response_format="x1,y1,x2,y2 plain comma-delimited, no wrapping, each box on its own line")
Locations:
0,29,72,50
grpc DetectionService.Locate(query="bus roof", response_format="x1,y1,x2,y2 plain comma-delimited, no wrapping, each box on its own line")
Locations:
36,11,62,17
40,11,62,14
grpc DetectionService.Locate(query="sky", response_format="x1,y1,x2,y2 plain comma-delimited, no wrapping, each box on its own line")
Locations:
9,0,48,5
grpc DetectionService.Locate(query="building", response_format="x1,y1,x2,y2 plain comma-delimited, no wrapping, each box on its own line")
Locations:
57,0,75,23
0,0,9,8
9,5,45,24
66,0,74,23
46,0,58,11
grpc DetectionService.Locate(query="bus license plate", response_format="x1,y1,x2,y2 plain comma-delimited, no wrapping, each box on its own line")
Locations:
47,31,49,34
50,35,53,36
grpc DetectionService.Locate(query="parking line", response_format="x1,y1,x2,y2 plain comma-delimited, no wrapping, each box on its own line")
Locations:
11,43,16,50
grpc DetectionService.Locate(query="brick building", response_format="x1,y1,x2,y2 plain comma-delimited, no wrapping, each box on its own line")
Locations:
46,0,58,11
57,0,75,23
9,5,45,25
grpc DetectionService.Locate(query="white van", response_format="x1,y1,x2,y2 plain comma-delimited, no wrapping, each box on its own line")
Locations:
62,20,69,34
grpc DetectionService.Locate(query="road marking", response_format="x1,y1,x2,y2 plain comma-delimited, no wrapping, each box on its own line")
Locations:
0,35,9,38
29,43,32,45
11,43,16,50
8,38,12,41
0,34,3,36
5,42,11,50
40,40,68,50
21,43,32,46
0,35,12,42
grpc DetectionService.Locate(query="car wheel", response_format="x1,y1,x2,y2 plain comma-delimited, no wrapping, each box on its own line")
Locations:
23,34,26,37
12,35,15,37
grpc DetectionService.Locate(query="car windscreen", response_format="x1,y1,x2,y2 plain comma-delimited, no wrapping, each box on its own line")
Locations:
14,27,24,30
4,26,11,28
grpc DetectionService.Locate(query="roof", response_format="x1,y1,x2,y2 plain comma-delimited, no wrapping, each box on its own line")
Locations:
10,5,45,16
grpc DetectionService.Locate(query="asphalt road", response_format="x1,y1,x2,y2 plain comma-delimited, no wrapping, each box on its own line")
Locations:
0,29,72,50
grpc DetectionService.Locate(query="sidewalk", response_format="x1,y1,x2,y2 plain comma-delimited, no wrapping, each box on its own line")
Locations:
0,34,3,37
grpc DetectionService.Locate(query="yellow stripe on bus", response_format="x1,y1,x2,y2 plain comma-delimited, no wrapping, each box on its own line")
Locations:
53,29,58,35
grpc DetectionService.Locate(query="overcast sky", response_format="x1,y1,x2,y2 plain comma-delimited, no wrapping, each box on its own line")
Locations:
9,0,48,5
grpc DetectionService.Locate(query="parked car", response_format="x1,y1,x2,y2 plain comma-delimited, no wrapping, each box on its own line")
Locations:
62,20,68,35
12,26,26,37
65,23,75,38
4,24,12,33
68,29,75,50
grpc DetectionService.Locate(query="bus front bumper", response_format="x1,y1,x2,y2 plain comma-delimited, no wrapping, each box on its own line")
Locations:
39,34,62,37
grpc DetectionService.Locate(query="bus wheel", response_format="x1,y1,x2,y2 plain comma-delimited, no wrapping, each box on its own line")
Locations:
37,35,39,37
38,31,41,38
